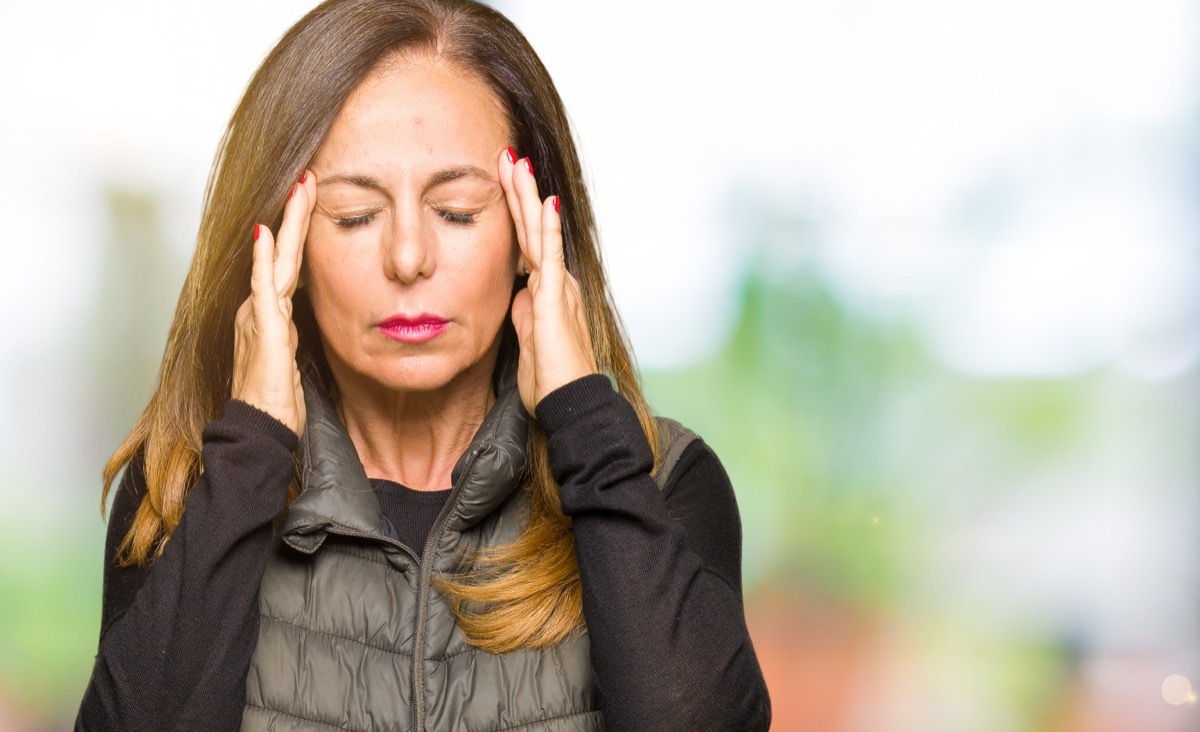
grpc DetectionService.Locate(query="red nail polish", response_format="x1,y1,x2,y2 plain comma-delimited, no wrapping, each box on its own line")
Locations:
254,224,261,241
288,185,296,201
524,158,534,175
299,170,308,184
553,195,560,213
505,146,517,164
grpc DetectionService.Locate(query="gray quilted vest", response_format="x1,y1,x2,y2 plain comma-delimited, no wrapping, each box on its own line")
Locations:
241,363,695,732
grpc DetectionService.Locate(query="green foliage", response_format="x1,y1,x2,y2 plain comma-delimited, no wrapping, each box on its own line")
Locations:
0,530,101,722
644,265,1094,608
645,270,928,603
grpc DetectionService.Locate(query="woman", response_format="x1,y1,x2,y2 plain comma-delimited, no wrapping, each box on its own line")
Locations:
76,0,770,729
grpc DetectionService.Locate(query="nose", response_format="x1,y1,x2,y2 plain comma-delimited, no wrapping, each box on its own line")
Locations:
382,207,434,283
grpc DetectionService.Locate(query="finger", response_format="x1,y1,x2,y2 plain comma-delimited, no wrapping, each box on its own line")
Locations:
275,170,316,296
497,147,530,267
537,195,565,289
250,224,279,323
287,170,316,293
513,157,544,268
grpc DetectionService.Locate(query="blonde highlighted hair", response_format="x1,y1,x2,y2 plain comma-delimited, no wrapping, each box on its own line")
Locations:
102,0,660,653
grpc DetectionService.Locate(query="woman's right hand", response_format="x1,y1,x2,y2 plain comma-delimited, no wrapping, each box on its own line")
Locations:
231,171,316,436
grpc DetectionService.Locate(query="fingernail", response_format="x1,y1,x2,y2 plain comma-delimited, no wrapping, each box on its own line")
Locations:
505,146,517,164
299,170,308,184
288,185,296,201
254,224,261,241
523,158,534,175
553,195,560,213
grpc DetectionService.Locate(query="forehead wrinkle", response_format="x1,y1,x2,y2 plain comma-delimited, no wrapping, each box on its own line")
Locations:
313,57,512,197
428,165,495,187
319,174,387,192
315,166,497,199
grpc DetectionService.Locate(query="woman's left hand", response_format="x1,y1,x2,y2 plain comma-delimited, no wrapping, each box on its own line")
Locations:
499,147,598,415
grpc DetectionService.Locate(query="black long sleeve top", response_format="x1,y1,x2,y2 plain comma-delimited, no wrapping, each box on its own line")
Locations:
76,376,771,730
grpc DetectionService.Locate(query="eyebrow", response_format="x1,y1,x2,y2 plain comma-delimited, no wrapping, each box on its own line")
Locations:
318,166,496,192
318,174,386,192
427,165,495,186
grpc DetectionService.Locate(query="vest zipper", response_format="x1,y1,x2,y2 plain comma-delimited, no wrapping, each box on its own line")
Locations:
411,446,485,732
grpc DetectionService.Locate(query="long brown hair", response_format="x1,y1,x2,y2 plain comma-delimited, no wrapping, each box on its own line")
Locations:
103,0,661,653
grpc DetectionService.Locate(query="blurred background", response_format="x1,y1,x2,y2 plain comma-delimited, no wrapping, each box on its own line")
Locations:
0,0,1197,729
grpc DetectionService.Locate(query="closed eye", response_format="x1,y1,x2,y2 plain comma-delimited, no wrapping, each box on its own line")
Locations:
436,208,478,226
334,212,378,229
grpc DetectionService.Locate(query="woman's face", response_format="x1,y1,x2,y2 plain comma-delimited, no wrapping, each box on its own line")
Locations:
304,54,519,396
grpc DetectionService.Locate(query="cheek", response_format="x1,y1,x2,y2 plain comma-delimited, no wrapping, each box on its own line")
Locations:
302,239,367,322
464,226,519,302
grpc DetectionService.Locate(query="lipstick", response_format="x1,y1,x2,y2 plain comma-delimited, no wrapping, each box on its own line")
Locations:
378,314,449,344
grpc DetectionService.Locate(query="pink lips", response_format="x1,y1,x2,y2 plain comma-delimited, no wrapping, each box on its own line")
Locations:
378,314,449,343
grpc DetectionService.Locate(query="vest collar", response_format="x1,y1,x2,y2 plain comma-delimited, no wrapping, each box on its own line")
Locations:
280,349,529,554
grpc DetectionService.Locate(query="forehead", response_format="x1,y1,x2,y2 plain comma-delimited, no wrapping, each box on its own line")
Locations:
313,53,511,172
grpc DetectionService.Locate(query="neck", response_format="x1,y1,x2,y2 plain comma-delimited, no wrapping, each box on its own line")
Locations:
327,350,499,492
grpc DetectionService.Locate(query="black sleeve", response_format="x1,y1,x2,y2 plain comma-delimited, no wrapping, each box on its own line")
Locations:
76,401,298,731
536,375,772,732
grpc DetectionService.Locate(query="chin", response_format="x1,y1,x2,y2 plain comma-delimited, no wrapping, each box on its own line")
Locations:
318,327,503,399
359,351,495,395
378,367,461,394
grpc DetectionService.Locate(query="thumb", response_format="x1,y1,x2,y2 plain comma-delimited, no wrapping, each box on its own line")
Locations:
511,288,533,350
511,287,537,414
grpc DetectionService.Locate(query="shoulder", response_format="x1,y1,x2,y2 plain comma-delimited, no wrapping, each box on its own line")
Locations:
655,426,737,511
101,451,151,578
650,420,746,591
651,416,700,490
650,417,740,526
109,451,149,528
651,418,730,499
